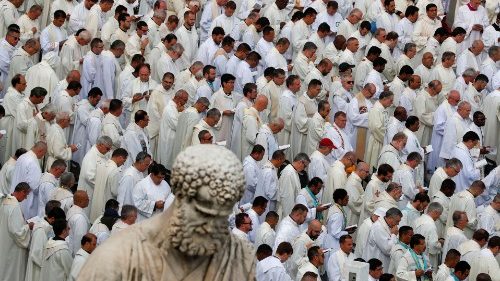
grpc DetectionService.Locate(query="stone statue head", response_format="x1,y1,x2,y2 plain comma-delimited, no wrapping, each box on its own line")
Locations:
168,145,245,256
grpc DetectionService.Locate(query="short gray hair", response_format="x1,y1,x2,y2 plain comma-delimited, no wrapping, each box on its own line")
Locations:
41,103,55,113
55,111,70,121
100,99,110,109
135,151,151,163
269,117,284,127
445,158,463,169
169,43,184,54
462,68,477,77
293,153,310,163
121,205,138,219
457,101,471,110
59,172,75,189
96,135,113,147
427,202,443,214
386,207,403,218
206,108,221,118
404,43,416,53
386,182,401,193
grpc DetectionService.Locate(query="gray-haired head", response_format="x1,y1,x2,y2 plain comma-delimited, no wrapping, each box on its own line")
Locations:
403,42,416,53
452,210,466,225
457,101,471,110
462,68,477,77
169,43,185,54
427,202,443,214
191,61,204,69
206,108,221,118
195,97,210,107
55,111,70,122
385,207,403,218
59,172,75,189
386,182,401,193
100,99,111,109
121,205,138,219
293,153,310,163
96,135,113,147
78,30,92,41
445,158,463,169
135,151,151,163
488,46,498,58
41,103,56,113
153,9,167,18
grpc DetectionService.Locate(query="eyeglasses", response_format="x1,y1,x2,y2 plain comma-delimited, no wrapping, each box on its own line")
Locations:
346,81,354,84
9,35,20,41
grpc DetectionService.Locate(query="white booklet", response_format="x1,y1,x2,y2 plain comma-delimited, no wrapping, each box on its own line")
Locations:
425,145,433,154
474,159,488,168
278,144,291,150
216,141,227,146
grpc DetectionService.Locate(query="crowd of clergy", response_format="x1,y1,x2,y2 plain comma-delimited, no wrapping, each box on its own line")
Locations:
0,0,499,278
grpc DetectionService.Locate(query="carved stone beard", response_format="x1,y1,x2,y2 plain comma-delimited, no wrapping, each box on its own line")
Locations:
168,206,229,256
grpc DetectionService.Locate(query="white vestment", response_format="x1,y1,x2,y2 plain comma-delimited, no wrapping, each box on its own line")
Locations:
0,194,31,281
132,175,174,221
447,190,478,238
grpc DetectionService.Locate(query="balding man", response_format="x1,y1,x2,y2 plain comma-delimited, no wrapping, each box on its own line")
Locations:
414,52,434,85
241,95,268,159
158,90,188,169
428,90,460,172
345,162,370,227
348,83,375,160
7,38,39,83
291,80,321,157
323,152,357,208
46,112,78,171
414,80,441,146
440,101,472,161
68,233,97,281
289,219,323,278
60,29,91,76
67,190,90,255
456,40,484,76
52,70,81,106
255,118,285,163
430,52,457,96
16,4,42,42
398,75,422,116
11,142,47,219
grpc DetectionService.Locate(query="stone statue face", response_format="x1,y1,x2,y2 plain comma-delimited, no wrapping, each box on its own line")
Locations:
168,145,245,256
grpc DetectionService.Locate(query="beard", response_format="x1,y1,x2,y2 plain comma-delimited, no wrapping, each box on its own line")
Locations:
167,207,229,256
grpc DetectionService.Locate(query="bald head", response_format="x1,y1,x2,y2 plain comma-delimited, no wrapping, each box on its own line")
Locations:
74,190,89,208
356,161,369,172
447,90,460,105
254,95,269,112
471,40,484,55
67,70,81,82
308,219,322,231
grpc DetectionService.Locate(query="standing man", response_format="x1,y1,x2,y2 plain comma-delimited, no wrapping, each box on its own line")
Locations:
0,182,33,281
364,207,402,268
11,142,47,219
277,153,310,219
365,91,393,170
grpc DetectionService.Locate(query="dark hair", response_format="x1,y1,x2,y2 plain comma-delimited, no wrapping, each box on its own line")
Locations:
252,196,268,208
333,188,348,202
109,99,123,111
235,213,249,228
410,233,425,248
53,219,68,236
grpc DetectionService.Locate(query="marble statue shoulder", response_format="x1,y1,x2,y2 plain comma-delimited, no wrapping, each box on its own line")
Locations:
77,145,257,281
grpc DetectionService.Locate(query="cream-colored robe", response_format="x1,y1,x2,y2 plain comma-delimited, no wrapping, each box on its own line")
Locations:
290,93,318,158
365,101,389,170
46,123,72,171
